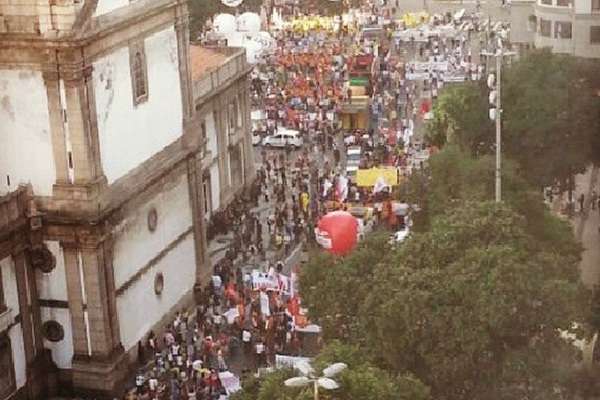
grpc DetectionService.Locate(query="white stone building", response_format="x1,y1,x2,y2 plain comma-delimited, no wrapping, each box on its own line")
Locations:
533,0,600,57
0,1,255,398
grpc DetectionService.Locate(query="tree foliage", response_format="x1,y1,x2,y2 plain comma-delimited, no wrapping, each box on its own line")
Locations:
299,200,589,400
426,49,600,189
426,82,492,152
232,341,430,400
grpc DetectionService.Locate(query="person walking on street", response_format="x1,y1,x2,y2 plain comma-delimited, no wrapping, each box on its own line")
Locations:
579,193,585,213
591,190,598,210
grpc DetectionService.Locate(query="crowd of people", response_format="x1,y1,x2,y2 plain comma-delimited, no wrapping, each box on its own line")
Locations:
122,2,492,399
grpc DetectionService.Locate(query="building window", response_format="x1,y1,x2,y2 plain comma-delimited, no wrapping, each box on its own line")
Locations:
593,0,600,11
236,96,243,127
591,26,600,43
539,19,552,37
0,335,15,399
129,42,148,105
540,0,552,5
200,120,207,141
202,174,212,215
230,145,243,187
0,268,5,313
556,0,570,6
555,21,572,38
228,102,236,133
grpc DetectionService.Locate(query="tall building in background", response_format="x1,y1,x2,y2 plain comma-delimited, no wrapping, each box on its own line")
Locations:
0,0,213,397
534,0,600,57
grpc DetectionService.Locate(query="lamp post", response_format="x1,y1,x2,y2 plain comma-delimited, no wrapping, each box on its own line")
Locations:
481,39,516,203
284,362,348,400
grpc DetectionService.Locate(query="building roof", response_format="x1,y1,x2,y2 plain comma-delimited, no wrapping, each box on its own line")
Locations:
189,46,230,81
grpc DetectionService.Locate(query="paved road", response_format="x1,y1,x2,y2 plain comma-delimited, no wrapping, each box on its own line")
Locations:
573,166,600,288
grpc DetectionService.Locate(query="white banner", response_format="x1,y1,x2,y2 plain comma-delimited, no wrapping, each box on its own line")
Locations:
260,291,271,316
275,354,313,370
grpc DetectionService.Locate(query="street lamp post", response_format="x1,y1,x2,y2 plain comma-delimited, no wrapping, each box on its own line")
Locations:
284,361,348,400
482,40,516,203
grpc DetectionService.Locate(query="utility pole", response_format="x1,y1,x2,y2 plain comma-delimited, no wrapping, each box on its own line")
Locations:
495,47,502,202
483,40,515,203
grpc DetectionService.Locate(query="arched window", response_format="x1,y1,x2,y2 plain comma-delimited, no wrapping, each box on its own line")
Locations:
133,52,146,99
130,43,148,105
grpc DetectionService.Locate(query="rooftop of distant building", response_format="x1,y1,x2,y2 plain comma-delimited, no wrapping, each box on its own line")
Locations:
189,45,243,81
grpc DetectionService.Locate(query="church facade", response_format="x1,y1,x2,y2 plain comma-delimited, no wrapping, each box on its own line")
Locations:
0,1,254,398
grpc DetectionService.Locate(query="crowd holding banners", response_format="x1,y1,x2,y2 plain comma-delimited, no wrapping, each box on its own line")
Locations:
122,2,509,398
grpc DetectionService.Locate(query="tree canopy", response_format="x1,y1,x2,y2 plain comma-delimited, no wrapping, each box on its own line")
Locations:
426,49,600,190
231,341,430,400
299,198,589,400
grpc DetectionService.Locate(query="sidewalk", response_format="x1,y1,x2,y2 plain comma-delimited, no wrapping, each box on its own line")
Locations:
547,166,600,288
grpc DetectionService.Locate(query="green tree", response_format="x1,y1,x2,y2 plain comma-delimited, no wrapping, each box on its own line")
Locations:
299,200,588,400
502,49,599,190
425,82,492,152
426,50,600,191
232,342,430,400
299,233,391,342
361,202,587,399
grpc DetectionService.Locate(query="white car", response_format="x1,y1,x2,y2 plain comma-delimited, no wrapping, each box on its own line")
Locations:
262,129,303,149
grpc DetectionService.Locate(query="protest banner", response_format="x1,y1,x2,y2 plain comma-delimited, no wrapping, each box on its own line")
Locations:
275,354,313,370
356,167,399,187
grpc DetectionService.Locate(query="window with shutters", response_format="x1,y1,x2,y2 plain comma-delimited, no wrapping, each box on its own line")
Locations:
593,0,600,11
228,102,236,133
554,21,572,38
129,42,148,105
539,19,552,37
591,26,600,43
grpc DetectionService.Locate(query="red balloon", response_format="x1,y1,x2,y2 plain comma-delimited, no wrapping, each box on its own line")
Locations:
315,211,358,256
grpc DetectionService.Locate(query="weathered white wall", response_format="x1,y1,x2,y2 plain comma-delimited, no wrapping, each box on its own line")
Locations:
94,26,183,184
40,307,73,369
35,241,74,369
112,172,192,288
0,70,55,196
1,256,26,389
575,0,591,14
116,234,196,351
0,256,19,314
210,163,220,212
8,325,26,389
93,0,130,17
36,241,68,301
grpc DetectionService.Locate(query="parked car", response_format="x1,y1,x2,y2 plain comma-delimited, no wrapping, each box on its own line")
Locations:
262,129,303,149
